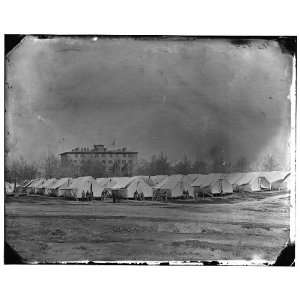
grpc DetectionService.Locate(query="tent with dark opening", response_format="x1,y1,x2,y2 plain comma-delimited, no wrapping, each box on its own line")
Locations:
267,172,291,190
260,171,290,190
153,174,195,199
234,172,270,192
224,172,246,191
46,177,73,196
91,178,114,198
59,176,94,199
191,173,233,197
27,178,46,194
40,178,57,195
112,176,153,199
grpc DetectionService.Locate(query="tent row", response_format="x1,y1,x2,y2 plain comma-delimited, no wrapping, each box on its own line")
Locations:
8,171,291,200
22,175,168,200
192,171,290,198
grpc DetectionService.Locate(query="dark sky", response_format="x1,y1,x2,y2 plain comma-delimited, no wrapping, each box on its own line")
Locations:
6,37,292,169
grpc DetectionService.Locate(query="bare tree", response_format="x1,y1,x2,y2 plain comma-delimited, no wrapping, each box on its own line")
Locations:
234,156,250,172
5,156,39,183
43,154,60,178
149,152,171,175
58,163,80,178
209,145,232,173
172,155,192,175
134,159,151,176
263,154,280,171
192,160,208,174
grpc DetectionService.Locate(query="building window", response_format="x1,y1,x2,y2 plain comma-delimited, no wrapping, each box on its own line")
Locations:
102,160,106,164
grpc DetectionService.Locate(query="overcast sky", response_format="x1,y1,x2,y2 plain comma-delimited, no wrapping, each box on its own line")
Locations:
5,37,293,168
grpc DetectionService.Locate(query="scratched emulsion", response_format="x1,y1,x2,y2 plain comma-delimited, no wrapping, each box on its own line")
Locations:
5,37,292,168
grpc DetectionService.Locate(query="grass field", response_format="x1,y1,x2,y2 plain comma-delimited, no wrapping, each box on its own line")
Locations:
5,191,290,264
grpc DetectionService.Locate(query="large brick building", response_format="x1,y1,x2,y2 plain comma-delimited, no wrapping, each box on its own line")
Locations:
59,144,138,176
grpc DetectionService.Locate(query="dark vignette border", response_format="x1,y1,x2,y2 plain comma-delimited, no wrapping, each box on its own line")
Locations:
3,35,296,266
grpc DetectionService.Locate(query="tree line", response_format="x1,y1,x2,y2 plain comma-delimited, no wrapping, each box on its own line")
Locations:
134,152,282,176
5,154,131,183
5,152,282,183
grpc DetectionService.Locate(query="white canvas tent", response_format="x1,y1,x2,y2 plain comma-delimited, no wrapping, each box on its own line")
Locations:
92,177,121,199
270,173,291,190
92,178,113,198
27,178,46,194
186,174,201,184
153,174,194,199
224,172,246,191
96,178,111,186
46,178,72,196
191,173,233,197
5,182,15,195
260,171,290,186
112,177,153,199
146,175,168,186
59,176,94,199
35,179,50,194
234,172,270,192
25,178,38,193
103,177,123,191
41,178,57,195
110,177,132,189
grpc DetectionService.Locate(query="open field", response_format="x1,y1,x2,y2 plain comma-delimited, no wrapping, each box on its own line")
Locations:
5,191,290,263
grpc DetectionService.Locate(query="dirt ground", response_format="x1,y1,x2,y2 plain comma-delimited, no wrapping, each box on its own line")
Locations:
5,191,290,264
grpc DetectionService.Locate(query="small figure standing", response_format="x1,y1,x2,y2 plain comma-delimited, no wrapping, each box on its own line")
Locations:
164,191,168,202
81,190,86,201
140,192,144,201
90,191,94,201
